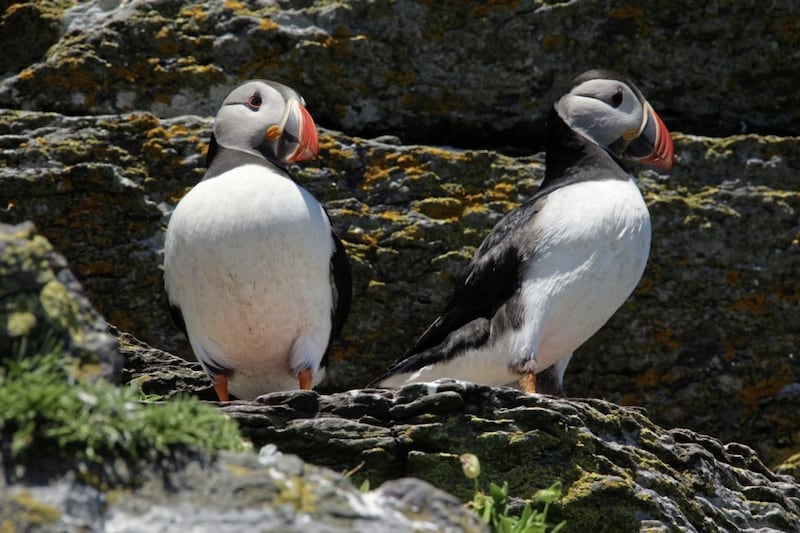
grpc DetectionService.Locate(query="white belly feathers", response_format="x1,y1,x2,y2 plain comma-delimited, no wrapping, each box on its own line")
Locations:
510,177,651,372
164,164,334,398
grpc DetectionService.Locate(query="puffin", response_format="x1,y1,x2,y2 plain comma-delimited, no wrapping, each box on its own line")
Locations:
164,80,352,401
373,69,674,395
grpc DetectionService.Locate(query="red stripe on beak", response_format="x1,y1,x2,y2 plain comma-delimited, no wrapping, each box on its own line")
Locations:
638,107,674,170
287,104,319,162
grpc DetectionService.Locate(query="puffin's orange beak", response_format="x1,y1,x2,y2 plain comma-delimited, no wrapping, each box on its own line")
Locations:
278,98,319,163
625,102,674,170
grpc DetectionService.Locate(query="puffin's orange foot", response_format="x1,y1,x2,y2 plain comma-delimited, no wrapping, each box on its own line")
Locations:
519,372,536,394
214,374,230,402
298,368,313,390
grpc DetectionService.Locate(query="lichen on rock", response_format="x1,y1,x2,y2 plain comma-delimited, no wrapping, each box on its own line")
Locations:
0,222,120,381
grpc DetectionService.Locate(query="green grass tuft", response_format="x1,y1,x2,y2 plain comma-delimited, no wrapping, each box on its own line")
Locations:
461,453,566,533
0,339,243,484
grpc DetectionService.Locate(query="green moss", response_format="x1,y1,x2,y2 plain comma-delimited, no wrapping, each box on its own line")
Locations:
407,451,474,500
6,490,61,524
275,476,320,514
39,280,82,338
558,470,638,532
5,312,37,337
0,340,243,486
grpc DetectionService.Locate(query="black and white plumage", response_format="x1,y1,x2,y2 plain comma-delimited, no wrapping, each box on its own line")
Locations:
373,70,674,395
164,80,351,401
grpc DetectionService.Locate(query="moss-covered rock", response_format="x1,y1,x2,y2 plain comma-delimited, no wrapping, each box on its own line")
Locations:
2,1,799,144
216,382,800,531
1,449,487,532
0,221,120,381
2,108,798,470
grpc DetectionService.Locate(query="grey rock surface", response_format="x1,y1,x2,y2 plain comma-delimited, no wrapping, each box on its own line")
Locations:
2,0,799,146
217,382,799,532
2,1,799,529
1,449,486,532
2,108,798,469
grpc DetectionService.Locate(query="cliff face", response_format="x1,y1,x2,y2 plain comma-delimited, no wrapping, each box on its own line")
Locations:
2,0,800,530
3,109,798,469
3,1,799,141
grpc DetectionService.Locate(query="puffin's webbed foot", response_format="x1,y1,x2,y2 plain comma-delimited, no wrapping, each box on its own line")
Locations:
298,368,313,390
519,372,537,394
214,374,230,402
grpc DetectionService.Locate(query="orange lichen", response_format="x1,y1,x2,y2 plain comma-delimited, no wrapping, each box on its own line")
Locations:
618,393,643,406
166,124,190,137
652,327,681,351
774,15,800,45
81,261,115,276
487,182,514,200
224,0,244,11
727,292,768,315
423,146,469,161
721,336,737,363
387,69,416,86
414,197,464,220
542,34,565,52
634,277,654,296
634,367,660,389
259,18,279,31
740,366,793,413
724,270,740,285
776,281,799,302
608,4,648,34
181,5,208,21
471,0,521,16
158,38,179,57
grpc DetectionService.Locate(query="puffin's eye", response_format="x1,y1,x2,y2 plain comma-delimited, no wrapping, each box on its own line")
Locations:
247,94,262,109
611,88,623,108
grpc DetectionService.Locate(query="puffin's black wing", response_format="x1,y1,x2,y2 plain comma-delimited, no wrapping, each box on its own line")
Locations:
371,200,544,383
329,229,352,337
321,218,352,369
168,301,188,338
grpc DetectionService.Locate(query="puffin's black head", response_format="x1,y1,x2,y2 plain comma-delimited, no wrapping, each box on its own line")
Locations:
554,69,674,170
208,79,319,166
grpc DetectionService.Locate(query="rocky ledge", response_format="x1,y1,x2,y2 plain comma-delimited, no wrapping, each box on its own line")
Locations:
213,377,800,531
3,225,798,531
1,447,487,533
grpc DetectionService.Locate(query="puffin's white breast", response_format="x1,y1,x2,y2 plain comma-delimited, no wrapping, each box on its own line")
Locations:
510,176,651,371
164,164,334,397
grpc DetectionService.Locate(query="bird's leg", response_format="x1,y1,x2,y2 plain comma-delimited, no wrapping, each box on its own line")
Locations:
214,374,230,402
298,368,313,390
519,372,537,394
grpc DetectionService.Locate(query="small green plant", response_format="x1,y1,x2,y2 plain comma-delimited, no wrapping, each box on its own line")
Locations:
460,453,566,533
0,339,244,484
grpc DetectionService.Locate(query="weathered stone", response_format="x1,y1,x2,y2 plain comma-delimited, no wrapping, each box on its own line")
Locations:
0,449,487,532
0,221,120,381
3,107,797,469
2,0,799,527
117,327,215,400
2,1,799,144
216,383,800,531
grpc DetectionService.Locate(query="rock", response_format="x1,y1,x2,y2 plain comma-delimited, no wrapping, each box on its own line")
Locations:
2,107,798,469
2,0,799,526
0,449,486,532
215,382,800,531
2,1,799,144
777,452,800,479
116,327,216,401
0,221,120,381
